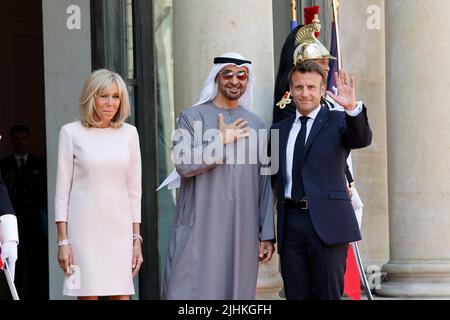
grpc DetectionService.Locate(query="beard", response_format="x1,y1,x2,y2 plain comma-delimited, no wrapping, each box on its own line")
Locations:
219,85,245,101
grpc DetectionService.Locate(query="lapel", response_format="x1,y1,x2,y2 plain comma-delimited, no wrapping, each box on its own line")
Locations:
280,115,296,184
305,105,328,156
8,156,20,171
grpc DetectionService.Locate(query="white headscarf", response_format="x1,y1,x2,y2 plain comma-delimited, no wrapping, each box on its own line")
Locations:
193,52,255,111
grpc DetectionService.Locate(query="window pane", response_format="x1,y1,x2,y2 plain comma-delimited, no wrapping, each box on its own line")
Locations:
126,0,135,80
127,85,136,125
154,0,174,281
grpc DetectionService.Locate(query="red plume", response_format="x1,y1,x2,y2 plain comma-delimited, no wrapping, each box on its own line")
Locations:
304,5,320,24
304,5,320,38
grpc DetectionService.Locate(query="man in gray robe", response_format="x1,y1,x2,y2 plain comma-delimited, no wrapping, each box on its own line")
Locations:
163,52,275,300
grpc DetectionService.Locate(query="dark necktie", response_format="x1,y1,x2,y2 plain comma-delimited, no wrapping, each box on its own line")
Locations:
291,116,309,200
20,157,26,170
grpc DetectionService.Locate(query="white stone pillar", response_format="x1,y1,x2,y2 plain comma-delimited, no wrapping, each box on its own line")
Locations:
378,0,450,298
173,0,275,124
256,248,284,300
173,0,282,299
339,0,389,271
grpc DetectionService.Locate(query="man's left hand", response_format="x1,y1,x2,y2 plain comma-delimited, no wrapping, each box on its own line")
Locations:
259,240,275,263
327,68,357,111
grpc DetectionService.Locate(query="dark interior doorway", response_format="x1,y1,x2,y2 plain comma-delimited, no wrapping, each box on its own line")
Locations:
0,0,48,300
0,1,46,158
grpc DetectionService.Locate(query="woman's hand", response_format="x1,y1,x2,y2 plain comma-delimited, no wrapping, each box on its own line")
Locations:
58,244,73,274
132,239,143,277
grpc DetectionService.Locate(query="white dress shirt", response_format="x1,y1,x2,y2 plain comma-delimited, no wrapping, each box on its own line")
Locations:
14,153,28,168
284,103,363,198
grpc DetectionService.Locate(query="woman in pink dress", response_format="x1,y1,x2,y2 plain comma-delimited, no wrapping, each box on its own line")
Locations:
54,69,143,300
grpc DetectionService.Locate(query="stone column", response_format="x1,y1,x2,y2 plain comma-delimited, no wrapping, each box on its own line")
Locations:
339,0,389,271
42,0,92,300
378,0,450,298
173,0,282,299
173,0,275,124
256,248,284,299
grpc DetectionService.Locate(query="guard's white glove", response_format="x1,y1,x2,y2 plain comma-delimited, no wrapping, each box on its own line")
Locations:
1,241,17,279
0,214,19,280
350,186,364,211
350,187,364,230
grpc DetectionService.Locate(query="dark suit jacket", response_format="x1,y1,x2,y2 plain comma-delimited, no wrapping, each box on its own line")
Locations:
271,105,372,252
0,154,47,215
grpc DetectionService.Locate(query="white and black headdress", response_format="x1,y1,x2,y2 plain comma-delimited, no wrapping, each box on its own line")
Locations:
194,52,255,111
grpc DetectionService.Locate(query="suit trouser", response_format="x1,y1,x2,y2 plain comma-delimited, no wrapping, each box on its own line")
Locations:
280,205,348,300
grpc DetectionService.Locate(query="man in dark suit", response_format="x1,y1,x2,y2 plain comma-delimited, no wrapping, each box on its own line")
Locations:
271,61,372,300
0,125,48,299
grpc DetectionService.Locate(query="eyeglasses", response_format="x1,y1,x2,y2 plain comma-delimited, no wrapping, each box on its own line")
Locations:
221,70,248,81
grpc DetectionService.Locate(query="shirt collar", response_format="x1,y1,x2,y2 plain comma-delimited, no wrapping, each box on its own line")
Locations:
295,104,322,122
14,153,29,162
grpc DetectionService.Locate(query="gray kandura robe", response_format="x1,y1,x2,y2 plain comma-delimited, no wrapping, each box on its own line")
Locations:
163,102,275,299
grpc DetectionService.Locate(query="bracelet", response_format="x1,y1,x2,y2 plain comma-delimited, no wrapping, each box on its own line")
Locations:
57,239,70,247
133,234,143,243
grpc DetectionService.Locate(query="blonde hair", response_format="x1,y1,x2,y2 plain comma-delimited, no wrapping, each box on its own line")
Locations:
79,69,131,128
